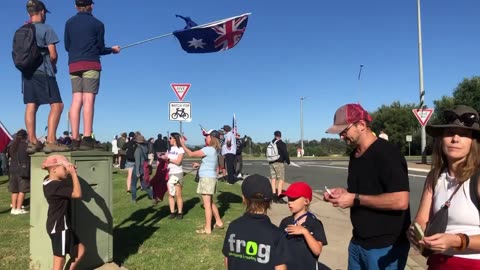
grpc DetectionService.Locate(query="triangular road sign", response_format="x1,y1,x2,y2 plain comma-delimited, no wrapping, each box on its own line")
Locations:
412,108,434,126
170,83,191,101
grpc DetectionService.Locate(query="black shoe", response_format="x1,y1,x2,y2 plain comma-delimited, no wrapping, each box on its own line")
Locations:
79,136,95,150
277,198,287,204
176,213,183,220
70,139,81,151
168,213,176,219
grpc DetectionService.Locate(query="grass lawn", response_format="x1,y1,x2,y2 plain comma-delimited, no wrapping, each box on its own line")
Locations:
0,170,245,270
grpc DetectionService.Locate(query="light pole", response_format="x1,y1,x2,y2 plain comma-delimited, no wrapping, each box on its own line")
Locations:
417,0,427,164
300,97,308,157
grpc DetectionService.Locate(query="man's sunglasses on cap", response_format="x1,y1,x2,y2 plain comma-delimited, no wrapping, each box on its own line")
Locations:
444,111,479,127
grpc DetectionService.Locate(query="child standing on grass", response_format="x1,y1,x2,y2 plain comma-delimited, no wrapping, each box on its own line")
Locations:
279,182,328,270
222,174,290,269
42,155,84,270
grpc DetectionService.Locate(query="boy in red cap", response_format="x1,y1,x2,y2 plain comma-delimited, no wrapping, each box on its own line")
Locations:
42,155,84,269
279,182,328,270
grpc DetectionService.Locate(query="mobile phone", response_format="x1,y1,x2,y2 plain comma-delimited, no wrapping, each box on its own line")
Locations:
325,186,333,196
413,222,424,241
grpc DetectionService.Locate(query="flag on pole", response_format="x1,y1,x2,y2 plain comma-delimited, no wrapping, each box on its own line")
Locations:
0,121,13,153
232,113,237,135
173,13,249,53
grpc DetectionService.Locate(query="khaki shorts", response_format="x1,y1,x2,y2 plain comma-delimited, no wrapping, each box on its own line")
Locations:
70,70,100,94
269,162,285,181
197,177,217,195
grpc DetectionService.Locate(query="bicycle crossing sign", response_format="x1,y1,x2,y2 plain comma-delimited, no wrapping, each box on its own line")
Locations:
169,102,192,122
170,83,191,101
412,108,434,126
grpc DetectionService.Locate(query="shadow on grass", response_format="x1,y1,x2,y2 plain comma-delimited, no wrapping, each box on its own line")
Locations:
0,179,9,186
217,191,242,218
113,197,201,265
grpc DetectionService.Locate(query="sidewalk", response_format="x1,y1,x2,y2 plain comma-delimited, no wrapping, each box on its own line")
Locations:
267,162,429,270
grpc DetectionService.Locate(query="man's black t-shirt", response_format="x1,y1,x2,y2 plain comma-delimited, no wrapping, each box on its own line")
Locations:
43,179,73,234
223,213,290,269
279,213,328,270
348,138,410,248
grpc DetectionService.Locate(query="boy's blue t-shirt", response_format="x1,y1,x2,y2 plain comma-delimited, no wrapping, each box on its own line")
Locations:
199,146,217,178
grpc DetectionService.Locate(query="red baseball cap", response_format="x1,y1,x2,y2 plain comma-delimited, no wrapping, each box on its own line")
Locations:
325,103,372,134
279,182,312,201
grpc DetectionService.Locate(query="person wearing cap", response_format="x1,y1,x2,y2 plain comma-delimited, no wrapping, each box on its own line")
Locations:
65,0,121,150
269,130,290,204
324,103,410,269
408,105,480,269
235,133,246,178
130,134,152,203
22,0,70,154
8,129,30,215
42,154,84,269
180,130,224,234
222,174,290,269
221,125,237,184
279,182,328,270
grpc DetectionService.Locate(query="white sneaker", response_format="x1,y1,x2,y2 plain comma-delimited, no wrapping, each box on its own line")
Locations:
10,208,18,215
16,209,29,215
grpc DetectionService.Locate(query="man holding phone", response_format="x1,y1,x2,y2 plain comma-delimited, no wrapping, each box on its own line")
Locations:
323,103,411,269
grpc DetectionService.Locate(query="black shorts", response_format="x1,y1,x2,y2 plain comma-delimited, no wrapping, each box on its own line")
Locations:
49,230,80,258
8,174,30,193
23,72,63,105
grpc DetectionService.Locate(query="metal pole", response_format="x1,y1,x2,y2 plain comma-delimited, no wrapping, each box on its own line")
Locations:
358,64,364,103
417,0,427,164
180,121,183,135
300,97,304,157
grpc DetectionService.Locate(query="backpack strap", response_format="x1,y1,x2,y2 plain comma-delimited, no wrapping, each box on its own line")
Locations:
469,170,480,212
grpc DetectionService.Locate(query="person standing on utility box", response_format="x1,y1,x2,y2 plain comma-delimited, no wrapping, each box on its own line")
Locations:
64,0,120,150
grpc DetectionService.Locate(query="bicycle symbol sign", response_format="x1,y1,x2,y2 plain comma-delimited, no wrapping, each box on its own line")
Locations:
169,102,192,122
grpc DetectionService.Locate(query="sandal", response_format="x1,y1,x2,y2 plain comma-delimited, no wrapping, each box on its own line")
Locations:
214,224,224,229
196,229,211,235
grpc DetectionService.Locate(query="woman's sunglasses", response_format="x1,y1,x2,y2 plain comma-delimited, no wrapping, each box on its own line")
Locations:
444,111,479,127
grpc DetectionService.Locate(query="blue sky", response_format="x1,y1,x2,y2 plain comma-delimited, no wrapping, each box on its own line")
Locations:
1,1,479,145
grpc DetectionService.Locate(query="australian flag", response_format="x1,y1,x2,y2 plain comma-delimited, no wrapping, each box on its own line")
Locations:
173,14,249,54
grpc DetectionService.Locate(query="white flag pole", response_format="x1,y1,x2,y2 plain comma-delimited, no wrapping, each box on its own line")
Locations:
121,13,252,50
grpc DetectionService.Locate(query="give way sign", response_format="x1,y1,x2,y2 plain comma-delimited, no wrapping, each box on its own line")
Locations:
412,108,434,126
171,83,191,101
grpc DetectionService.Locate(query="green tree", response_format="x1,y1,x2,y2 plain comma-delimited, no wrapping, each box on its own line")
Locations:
452,76,480,111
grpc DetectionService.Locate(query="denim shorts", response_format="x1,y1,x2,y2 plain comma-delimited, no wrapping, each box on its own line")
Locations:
347,241,409,270
125,161,135,169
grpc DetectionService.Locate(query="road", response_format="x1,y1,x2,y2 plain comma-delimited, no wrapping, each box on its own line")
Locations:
239,159,428,220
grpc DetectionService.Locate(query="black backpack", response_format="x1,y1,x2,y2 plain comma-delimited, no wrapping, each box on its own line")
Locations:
12,23,43,77
126,141,138,162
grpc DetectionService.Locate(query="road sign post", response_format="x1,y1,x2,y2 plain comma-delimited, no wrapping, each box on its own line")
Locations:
406,135,412,156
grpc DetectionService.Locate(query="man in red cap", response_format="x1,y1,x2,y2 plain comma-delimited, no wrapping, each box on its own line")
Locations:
324,103,411,269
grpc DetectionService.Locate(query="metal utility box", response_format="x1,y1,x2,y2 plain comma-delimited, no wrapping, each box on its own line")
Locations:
30,151,113,270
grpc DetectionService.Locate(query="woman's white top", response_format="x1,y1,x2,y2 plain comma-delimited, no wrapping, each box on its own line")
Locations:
167,146,184,175
432,171,480,258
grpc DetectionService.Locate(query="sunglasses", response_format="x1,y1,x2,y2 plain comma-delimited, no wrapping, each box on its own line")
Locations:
444,111,479,127
340,123,355,136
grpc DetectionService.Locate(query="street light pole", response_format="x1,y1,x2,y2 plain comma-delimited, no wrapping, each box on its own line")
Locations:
417,0,427,164
300,97,307,157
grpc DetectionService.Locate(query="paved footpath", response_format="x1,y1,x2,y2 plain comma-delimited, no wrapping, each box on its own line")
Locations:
267,162,430,270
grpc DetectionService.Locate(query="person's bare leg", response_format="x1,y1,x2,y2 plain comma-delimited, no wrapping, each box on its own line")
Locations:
11,193,18,209
82,93,95,137
70,93,83,140
202,195,213,233
212,202,223,227
17,192,25,209
277,180,284,196
176,185,183,213
168,194,175,213
25,103,39,143
271,178,277,194
126,167,133,192
67,243,85,270
46,102,64,143
53,256,66,270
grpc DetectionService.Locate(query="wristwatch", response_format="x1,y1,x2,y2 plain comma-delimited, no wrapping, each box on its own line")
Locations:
353,193,360,207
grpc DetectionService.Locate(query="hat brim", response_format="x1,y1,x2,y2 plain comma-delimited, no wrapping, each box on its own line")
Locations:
426,124,480,137
279,190,299,199
326,124,349,134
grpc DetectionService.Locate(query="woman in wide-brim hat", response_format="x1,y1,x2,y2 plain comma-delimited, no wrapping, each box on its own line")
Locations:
408,105,480,269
